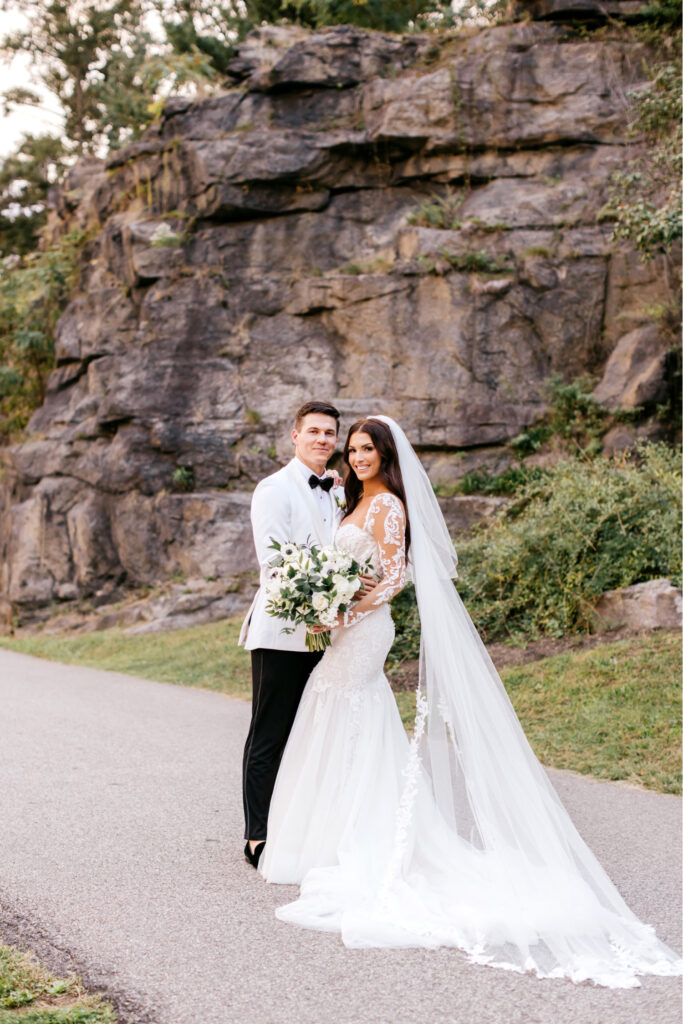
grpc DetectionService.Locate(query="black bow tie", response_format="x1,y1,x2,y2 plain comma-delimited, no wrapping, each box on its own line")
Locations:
309,474,334,492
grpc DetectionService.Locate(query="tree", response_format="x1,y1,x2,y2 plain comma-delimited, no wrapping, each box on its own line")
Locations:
1,0,158,156
158,0,452,51
155,0,242,74
0,0,220,257
244,0,443,31
0,133,65,257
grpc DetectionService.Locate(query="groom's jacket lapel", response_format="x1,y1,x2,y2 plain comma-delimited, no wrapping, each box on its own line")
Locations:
285,459,328,548
332,487,345,525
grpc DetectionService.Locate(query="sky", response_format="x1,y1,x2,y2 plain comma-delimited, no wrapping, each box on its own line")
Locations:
0,10,64,157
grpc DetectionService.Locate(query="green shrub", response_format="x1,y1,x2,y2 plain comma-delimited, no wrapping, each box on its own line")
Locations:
510,376,610,458
599,53,681,259
546,376,608,451
0,229,86,436
508,425,554,458
172,466,195,492
439,248,510,274
388,584,421,667
458,444,681,641
638,0,682,23
391,444,681,653
408,189,464,230
458,465,549,496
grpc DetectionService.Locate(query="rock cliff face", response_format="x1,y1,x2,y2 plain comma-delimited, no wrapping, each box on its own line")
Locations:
0,19,678,629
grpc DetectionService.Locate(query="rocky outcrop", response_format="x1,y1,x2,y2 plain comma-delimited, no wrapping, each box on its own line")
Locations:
0,21,679,629
593,579,682,632
593,324,673,410
438,495,510,534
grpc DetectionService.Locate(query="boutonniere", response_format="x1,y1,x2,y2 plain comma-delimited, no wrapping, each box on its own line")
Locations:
334,493,347,511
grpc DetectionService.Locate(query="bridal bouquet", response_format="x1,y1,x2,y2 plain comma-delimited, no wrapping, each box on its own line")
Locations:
265,539,371,652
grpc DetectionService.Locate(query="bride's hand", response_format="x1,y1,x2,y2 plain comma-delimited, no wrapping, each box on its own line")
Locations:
310,613,343,634
357,573,379,597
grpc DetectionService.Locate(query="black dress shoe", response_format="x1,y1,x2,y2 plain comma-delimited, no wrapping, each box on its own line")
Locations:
244,840,266,869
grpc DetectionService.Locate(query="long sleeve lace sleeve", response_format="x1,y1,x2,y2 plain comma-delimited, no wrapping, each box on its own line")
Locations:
343,493,407,628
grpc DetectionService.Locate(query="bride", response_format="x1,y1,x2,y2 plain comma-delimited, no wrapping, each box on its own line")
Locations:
259,415,682,988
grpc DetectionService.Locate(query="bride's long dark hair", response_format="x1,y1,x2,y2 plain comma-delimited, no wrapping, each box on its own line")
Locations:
343,418,411,553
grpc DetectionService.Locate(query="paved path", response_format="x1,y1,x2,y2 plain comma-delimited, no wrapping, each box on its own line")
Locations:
0,649,680,1024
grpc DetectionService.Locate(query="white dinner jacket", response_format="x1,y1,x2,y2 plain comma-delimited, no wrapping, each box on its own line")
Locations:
238,459,345,652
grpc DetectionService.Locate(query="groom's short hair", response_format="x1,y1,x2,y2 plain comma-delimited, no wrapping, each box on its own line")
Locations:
294,401,340,432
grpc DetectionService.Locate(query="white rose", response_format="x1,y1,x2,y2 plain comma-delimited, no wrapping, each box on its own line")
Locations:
312,592,329,612
333,572,356,591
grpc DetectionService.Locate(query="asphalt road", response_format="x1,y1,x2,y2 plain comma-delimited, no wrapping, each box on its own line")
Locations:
1,648,681,1024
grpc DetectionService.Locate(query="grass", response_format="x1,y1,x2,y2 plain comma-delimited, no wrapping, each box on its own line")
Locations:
391,631,681,794
1,623,680,794
407,189,463,230
0,944,115,1023
416,249,511,276
503,631,681,794
337,257,394,275
0,619,252,699
438,248,511,274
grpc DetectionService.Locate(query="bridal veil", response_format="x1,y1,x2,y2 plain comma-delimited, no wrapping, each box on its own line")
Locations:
370,415,681,986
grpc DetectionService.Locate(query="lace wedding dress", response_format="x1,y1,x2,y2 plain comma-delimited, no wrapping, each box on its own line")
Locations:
261,494,407,888
259,478,682,987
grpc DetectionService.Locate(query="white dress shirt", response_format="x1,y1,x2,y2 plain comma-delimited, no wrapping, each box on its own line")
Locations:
294,457,334,545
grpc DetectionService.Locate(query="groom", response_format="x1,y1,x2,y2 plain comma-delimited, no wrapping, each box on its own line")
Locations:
239,400,345,868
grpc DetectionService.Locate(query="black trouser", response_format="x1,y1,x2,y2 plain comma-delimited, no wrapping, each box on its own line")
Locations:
242,647,324,841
